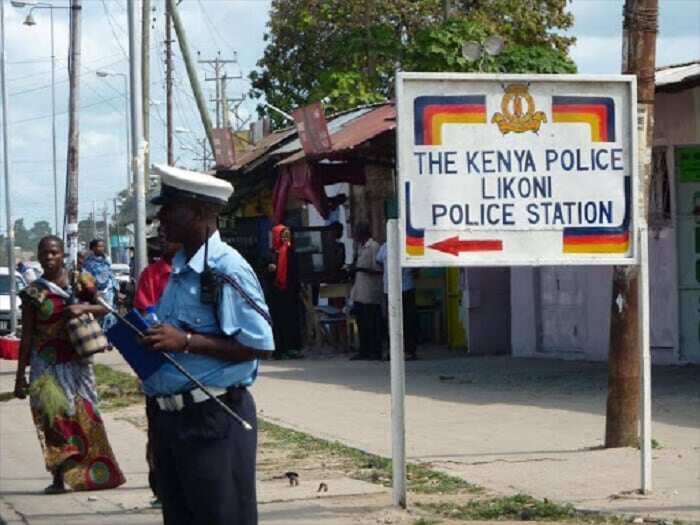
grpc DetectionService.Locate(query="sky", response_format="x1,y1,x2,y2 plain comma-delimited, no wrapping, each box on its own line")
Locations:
1,0,699,233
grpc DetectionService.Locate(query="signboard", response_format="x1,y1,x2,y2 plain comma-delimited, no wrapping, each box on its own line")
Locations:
212,128,236,168
292,102,333,156
397,73,638,267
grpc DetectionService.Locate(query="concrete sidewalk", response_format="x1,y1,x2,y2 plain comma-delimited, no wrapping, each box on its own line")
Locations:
253,354,700,522
0,357,390,525
4,352,696,523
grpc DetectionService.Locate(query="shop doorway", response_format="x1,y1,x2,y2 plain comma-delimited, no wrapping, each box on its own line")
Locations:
535,267,587,355
676,145,700,362
464,267,511,355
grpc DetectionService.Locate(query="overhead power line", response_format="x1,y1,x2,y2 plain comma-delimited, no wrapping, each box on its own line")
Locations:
12,94,123,125
101,0,129,59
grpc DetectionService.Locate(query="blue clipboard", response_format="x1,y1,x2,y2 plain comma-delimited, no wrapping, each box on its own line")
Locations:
105,309,167,381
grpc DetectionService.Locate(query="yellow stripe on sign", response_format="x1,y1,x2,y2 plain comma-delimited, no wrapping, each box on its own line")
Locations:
563,242,629,254
552,112,601,142
406,245,425,256
431,113,486,145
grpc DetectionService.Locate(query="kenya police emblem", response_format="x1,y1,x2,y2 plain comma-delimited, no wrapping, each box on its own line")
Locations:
491,83,547,135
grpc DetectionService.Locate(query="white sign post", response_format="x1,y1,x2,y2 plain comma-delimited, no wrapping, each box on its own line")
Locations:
387,218,406,508
390,72,650,505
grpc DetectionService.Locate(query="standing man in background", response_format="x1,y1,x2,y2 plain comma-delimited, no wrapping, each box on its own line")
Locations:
350,221,383,360
376,241,418,360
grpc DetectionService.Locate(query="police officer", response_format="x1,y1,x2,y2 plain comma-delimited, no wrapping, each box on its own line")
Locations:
142,164,274,525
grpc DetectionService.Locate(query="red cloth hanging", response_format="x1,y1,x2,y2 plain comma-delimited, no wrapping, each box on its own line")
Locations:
271,161,366,224
271,224,290,291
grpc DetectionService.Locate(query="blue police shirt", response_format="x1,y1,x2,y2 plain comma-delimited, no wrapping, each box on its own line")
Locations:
142,231,274,396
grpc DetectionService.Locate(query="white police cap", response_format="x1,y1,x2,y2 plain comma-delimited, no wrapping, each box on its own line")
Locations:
150,164,234,205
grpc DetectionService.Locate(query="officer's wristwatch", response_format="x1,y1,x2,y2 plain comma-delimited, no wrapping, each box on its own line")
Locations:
183,332,192,353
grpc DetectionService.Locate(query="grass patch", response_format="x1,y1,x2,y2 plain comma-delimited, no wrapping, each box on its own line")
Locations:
637,437,662,450
259,419,481,495
413,519,441,525
419,495,626,523
94,364,143,411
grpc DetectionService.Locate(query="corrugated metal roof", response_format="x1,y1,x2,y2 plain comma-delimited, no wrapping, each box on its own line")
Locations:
656,61,700,87
231,128,297,172
277,103,396,166
271,106,378,157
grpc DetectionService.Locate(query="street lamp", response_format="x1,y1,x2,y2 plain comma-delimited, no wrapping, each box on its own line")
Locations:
1,1,18,332
96,70,131,193
22,12,36,26
12,0,71,236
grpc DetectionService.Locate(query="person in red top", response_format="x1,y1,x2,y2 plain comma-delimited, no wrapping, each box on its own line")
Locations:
133,228,181,506
134,229,181,311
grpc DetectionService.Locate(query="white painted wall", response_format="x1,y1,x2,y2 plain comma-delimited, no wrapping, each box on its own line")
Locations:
511,86,699,364
511,266,612,361
654,86,700,363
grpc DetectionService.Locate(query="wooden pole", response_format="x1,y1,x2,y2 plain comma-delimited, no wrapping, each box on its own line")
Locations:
166,0,214,152
65,0,82,265
605,0,657,449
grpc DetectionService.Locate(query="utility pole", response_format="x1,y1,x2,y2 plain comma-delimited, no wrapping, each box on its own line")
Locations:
103,205,111,259
1,0,18,333
128,0,147,277
605,0,658,451
192,137,213,172
49,7,58,236
92,200,98,239
200,54,239,129
65,0,82,266
166,0,214,151
164,0,174,165
142,0,151,192
221,74,228,129
220,73,243,130
113,198,120,262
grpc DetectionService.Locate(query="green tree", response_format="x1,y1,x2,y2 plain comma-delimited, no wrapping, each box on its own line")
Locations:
250,0,576,119
403,19,576,74
13,219,32,251
28,220,52,248
0,236,7,266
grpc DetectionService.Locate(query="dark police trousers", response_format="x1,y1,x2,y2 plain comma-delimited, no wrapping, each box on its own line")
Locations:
152,387,258,525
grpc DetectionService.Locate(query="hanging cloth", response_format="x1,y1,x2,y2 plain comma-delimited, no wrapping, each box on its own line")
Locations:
271,224,290,292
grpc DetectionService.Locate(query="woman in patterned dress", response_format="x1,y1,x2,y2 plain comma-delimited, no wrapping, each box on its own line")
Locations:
13,236,126,494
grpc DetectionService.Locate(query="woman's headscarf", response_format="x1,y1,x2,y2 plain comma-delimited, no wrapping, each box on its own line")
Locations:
271,224,291,291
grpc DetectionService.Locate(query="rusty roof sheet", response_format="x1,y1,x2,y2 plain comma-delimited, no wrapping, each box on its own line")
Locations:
277,103,396,166
231,127,297,172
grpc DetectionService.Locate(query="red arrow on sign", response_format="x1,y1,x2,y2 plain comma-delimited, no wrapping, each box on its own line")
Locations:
428,237,503,256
